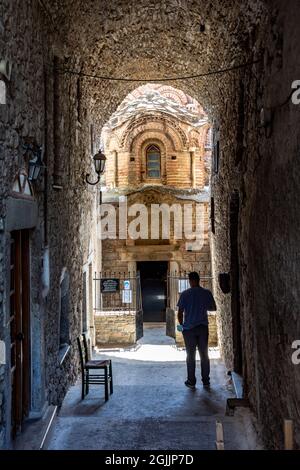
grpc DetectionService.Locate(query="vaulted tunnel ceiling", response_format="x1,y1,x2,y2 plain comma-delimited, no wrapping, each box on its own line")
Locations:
45,0,270,124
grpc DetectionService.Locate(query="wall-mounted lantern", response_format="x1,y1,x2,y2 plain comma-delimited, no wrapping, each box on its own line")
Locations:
28,148,44,181
85,149,106,185
23,137,44,182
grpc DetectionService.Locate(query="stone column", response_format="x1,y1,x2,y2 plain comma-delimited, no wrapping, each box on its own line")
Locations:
190,150,196,188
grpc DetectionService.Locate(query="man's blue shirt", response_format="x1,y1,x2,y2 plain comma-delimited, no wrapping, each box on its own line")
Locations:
177,286,216,330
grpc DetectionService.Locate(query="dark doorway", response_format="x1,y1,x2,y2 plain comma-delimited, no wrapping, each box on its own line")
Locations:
10,230,31,437
137,261,168,322
230,192,243,375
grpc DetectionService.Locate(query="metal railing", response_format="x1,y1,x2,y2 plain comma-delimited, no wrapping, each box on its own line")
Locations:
94,271,142,312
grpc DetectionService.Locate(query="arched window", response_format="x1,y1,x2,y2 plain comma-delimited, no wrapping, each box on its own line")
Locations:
146,145,161,178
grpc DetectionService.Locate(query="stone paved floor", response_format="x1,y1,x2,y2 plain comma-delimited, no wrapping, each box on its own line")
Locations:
46,325,260,450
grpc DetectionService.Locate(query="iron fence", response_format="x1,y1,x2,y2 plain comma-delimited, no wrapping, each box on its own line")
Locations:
94,269,213,316
94,271,142,313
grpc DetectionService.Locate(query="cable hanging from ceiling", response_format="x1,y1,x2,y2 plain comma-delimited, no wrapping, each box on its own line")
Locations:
52,58,261,83
38,0,261,83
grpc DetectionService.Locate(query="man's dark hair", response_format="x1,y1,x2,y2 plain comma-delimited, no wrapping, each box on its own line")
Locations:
188,272,200,282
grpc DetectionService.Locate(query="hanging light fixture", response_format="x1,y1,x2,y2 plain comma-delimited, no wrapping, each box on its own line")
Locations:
23,138,44,182
28,147,44,181
86,149,106,185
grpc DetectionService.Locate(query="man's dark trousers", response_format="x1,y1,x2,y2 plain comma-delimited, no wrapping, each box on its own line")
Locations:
183,325,210,385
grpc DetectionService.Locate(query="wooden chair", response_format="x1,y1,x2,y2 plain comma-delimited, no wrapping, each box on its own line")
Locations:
77,333,113,401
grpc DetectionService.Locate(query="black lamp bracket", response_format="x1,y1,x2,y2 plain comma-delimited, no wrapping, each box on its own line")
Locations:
85,173,100,185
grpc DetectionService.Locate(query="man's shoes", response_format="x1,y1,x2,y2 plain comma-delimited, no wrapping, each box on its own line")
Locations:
203,382,210,390
185,380,196,390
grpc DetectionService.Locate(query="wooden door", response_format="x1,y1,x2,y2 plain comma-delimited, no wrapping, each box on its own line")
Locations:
10,230,30,437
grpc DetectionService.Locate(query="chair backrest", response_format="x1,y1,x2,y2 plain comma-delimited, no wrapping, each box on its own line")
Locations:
77,335,87,372
82,333,90,361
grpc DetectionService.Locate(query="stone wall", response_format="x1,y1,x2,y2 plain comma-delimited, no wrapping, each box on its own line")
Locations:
0,0,99,448
0,0,50,447
102,91,209,190
95,309,217,348
101,189,211,278
44,0,300,449
173,313,218,348
1,0,299,451
95,311,136,345
0,365,4,445
89,0,300,449
210,0,300,449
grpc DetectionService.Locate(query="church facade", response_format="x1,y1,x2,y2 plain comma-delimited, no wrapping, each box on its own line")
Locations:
96,85,217,346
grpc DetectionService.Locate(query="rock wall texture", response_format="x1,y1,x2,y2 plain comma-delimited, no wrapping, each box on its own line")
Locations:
0,0,99,448
210,0,300,449
95,312,136,346
0,0,50,447
1,0,299,451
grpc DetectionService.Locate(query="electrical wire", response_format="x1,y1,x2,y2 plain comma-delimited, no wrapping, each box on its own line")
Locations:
53,59,261,83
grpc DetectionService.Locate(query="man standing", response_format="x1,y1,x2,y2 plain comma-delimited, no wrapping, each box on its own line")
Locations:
177,272,216,389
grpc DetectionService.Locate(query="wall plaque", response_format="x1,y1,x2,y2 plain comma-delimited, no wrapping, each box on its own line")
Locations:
100,278,120,293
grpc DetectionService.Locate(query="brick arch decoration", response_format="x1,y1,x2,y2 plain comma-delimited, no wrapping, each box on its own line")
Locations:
104,119,184,188
131,134,169,156
126,84,189,106
188,124,210,149
121,114,188,150
155,85,189,106
130,133,170,184
130,128,176,153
